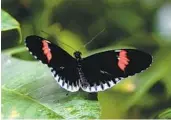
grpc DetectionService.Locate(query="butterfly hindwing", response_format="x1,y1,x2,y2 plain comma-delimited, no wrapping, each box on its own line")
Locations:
81,49,152,92
25,35,80,92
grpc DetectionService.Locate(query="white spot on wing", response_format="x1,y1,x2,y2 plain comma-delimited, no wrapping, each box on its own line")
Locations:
53,74,79,92
115,78,120,83
72,83,77,91
91,87,96,92
84,87,90,92
52,70,56,75
97,85,102,91
34,56,37,59
63,82,68,89
81,80,118,92
109,80,115,86
59,79,63,86
54,75,59,81
115,50,121,52
45,40,50,43
49,67,53,70
103,83,109,89
68,85,72,91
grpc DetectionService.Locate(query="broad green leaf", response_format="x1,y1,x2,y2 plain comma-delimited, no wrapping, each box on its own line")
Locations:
1,54,100,119
1,10,21,42
2,88,63,119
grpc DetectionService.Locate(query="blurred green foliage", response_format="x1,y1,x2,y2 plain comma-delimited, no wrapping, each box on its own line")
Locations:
154,108,171,119
1,0,171,119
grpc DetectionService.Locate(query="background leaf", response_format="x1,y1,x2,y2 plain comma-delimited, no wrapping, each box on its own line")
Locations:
1,10,20,31
1,9,22,48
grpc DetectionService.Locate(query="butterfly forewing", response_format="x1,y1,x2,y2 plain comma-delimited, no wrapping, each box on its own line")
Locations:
81,49,152,92
25,35,75,67
25,35,80,92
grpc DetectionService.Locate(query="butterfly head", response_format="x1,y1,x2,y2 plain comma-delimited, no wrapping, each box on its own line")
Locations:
74,51,82,59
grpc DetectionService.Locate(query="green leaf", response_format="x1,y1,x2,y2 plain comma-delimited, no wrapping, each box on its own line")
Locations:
155,108,171,119
1,54,100,119
2,88,63,119
1,10,20,31
1,10,22,42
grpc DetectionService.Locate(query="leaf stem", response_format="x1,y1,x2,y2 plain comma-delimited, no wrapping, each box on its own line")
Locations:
2,46,26,55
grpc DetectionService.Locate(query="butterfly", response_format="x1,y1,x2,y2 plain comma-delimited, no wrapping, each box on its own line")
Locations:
25,35,152,92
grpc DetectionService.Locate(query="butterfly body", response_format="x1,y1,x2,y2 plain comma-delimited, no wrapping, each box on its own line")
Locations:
73,51,88,89
25,35,152,92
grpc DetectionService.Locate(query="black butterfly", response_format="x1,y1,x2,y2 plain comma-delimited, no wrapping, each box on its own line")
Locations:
25,35,152,92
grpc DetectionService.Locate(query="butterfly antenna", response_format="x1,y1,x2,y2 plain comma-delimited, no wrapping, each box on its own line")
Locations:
78,28,106,51
41,30,77,51
57,41,77,51
41,30,51,36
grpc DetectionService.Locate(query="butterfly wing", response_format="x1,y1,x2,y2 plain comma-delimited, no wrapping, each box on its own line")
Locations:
25,35,80,92
81,49,152,92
